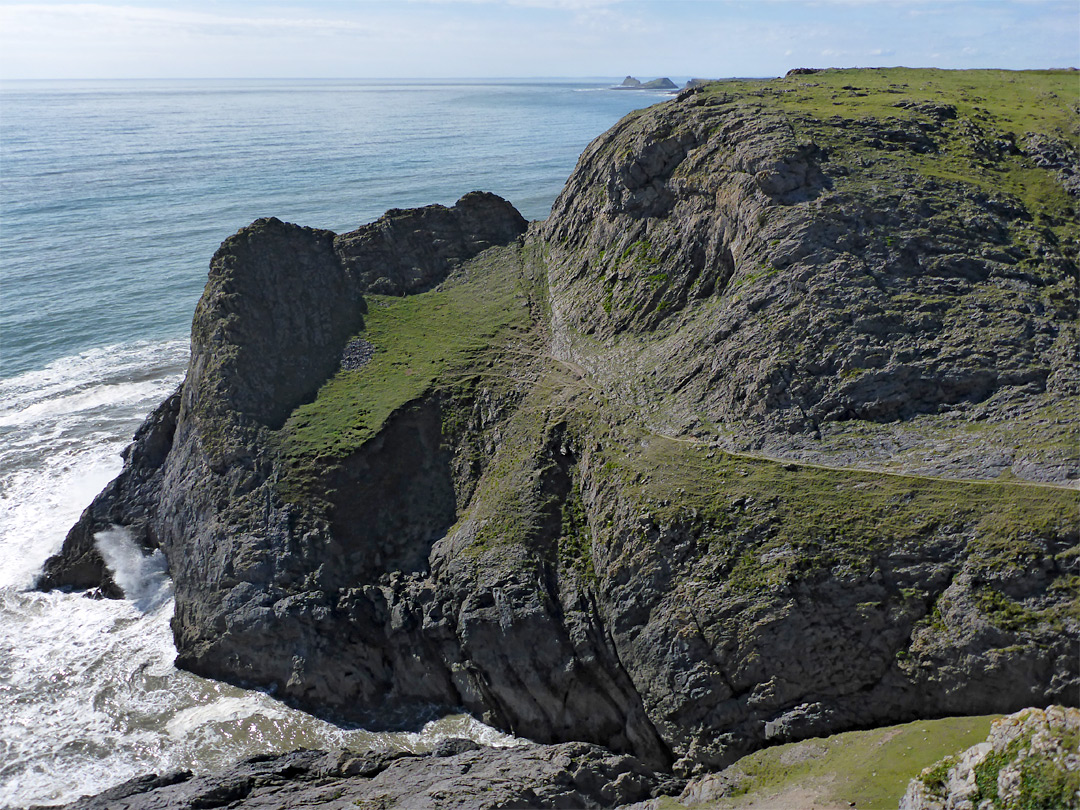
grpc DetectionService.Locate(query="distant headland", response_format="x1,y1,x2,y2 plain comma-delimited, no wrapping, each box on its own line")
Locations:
612,75,678,90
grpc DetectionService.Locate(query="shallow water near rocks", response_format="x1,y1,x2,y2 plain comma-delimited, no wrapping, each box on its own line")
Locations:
0,341,519,808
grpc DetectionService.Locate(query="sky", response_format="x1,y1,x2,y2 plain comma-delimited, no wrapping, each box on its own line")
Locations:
0,1,1076,80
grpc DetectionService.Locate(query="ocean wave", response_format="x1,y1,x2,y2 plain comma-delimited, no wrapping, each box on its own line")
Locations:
95,527,173,613
0,339,188,414
0,339,186,591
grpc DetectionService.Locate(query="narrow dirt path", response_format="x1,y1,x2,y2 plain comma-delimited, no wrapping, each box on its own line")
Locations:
549,356,1077,493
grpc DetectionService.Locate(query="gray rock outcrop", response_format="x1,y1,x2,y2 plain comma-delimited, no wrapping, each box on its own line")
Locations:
615,77,678,91
900,706,1080,810
58,742,682,809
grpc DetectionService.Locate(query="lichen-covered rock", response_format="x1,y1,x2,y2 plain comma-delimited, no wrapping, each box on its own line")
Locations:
901,706,1080,810
541,72,1078,482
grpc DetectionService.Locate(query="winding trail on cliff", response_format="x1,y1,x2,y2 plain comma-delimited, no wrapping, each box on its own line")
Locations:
551,356,1077,493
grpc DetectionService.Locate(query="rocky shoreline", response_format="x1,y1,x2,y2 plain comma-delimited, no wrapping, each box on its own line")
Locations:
41,68,1078,807
54,708,1080,809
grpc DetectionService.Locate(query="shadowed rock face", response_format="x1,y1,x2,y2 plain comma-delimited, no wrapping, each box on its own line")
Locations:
335,191,529,296
41,70,1079,784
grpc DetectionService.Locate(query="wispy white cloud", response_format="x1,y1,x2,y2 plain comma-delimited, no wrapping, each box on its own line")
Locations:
0,0,1074,79
402,0,627,6
0,3,378,35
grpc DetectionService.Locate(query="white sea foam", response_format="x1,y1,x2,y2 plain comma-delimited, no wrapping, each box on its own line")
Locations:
95,527,172,613
0,341,187,591
0,339,519,807
0,443,125,590
406,714,522,751
0,340,188,416
0,380,170,428
166,696,290,738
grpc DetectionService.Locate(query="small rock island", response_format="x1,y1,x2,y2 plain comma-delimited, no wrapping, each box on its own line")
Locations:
614,75,679,90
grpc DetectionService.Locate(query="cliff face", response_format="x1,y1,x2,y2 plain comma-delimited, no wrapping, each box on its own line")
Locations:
542,69,1078,481
42,69,1078,776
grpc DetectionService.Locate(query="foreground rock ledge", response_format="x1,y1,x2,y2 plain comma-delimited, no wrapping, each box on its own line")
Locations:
55,741,683,810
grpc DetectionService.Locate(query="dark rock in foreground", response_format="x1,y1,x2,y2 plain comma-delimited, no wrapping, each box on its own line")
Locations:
58,742,681,810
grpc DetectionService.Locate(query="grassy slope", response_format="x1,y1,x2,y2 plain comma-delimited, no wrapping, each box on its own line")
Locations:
656,714,998,810
273,245,536,502
609,431,1077,589
587,68,1079,482
697,68,1077,243
453,354,1077,639
528,349,1077,577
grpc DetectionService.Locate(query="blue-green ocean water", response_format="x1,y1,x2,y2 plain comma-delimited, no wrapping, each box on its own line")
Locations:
2,78,670,377
0,79,669,807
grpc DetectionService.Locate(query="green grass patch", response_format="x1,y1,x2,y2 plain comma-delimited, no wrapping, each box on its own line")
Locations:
699,714,997,810
592,423,1077,591
558,479,597,582
273,245,535,503
458,367,587,554
618,239,661,273
691,68,1079,259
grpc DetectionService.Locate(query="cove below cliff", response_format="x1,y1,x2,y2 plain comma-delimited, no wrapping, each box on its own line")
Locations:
43,68,1078,808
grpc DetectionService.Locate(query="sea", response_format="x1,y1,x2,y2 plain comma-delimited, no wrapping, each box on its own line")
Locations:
0,78,672,807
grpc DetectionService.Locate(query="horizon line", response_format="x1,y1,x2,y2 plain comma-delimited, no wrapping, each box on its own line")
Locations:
3,66,1076,83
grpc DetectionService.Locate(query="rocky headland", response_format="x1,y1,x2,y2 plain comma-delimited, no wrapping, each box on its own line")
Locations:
43,68,1078,807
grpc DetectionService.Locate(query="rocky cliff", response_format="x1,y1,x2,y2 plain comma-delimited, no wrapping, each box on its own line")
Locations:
42,68,1079,788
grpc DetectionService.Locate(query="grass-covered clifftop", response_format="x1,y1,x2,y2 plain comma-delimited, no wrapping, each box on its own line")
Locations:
543,67,1078,484
274,245,540,505
662,713,1000,809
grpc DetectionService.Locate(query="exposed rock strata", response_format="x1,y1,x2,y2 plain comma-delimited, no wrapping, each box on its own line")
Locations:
41,69,1079,787
541,75,1078,481
57,741,682,809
